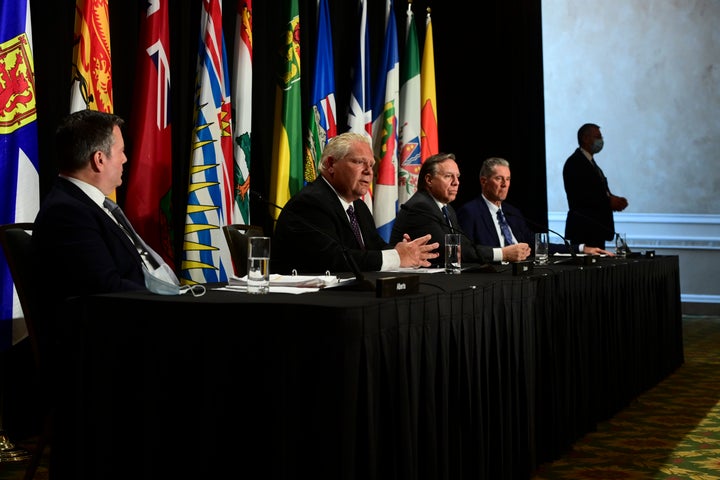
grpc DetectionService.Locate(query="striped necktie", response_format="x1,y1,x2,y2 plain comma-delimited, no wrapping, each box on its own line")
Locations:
496,209,515,246
104,198,160,269
346,205,365,249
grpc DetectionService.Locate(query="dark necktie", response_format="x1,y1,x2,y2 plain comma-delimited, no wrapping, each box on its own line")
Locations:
496,209,515,246
441,205,452,228
346,205,365,249
104,198,160,269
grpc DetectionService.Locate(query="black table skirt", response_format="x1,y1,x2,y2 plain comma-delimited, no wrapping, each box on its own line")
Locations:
51,256,683,480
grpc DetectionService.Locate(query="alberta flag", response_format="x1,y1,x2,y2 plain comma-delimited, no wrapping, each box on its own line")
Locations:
0,0,39,349
181,0,235,285
304,0,337,183
371,0,400,241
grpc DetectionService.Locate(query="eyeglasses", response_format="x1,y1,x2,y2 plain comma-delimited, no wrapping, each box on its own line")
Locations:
346,158,375,169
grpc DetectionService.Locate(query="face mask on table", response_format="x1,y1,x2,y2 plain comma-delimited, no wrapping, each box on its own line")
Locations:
143,264,206,296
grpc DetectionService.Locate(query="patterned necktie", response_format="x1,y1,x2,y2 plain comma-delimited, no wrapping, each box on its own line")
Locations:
441,205,452,228
496,209,515,246
104,198,160,269
346,205,365,249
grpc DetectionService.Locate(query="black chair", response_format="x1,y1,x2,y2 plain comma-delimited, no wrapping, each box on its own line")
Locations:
0,223,49,480
222,224,265,277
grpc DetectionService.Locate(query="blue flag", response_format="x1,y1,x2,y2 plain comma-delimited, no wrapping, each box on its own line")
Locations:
0,0,39,350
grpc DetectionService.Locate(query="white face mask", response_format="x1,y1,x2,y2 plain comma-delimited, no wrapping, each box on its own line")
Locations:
142,264,206,297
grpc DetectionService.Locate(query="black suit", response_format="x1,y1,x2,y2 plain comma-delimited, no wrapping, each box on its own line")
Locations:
390,190,494,265
272,177,391,274
563,148,615,247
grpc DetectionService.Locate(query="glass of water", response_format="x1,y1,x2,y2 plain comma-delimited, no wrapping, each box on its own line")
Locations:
444,233,462,274
247,236,271,294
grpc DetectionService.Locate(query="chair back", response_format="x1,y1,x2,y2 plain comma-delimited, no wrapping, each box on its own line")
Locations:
222,224,265,277
0,223,39,368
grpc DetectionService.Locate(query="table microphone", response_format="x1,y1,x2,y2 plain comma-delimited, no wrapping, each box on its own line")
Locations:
501,210,590,265
250,190,375,291
568,209,632,254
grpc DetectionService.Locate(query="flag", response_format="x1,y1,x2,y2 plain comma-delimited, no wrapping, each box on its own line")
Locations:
346,0,373,212
231,0,252,225
70,0,115,199
398,2,421,204
421,7,438,160
303,0,337,183
0,0,39,350
181,0,234,285
371,0,400,241
124,0,174,269
269,0,302,218
70,0,113,113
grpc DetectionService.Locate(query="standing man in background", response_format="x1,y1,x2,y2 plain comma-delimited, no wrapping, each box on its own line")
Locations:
563,123,628,248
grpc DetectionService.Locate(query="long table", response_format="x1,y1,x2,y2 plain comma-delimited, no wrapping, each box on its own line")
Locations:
51,255,683,480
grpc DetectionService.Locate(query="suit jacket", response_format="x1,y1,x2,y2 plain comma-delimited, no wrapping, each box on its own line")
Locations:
271,177,391,274
563,148,615,247
456,195,572,255
390,190,493,265
32,177,147,301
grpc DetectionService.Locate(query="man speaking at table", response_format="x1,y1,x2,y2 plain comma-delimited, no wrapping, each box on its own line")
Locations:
272,132,438,274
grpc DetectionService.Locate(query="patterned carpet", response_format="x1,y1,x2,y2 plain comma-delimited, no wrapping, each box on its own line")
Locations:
1,315,719,480
532,314,720,480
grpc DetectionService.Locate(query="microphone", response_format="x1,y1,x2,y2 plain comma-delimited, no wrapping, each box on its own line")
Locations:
502,210,602,266
567,209,632,254
501,210,577,260
250,190,375,291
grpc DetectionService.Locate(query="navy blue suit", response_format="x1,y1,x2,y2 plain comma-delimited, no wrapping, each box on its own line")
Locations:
456,195,572,255
32,177,147,299
272,177,392,274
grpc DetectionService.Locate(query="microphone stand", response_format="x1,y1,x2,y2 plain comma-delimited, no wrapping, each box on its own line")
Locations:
502,210,596,266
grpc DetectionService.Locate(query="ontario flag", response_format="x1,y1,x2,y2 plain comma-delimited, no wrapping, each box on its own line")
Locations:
398,1,421,204
70,0,115,197
231,0,252,225
371,0,399,242
0,0,39,349
269,0,302,218
346,0,373,212
181,0,234,285
303,0,337,183
421,8,438,160
125,0,174,269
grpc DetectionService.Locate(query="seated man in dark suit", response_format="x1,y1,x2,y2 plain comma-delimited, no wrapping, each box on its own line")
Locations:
272,132,439,274
456,157,612,257
390,153,531,266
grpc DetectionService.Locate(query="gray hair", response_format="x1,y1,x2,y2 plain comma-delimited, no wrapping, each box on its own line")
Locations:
479,157,510,179
318,132,373,172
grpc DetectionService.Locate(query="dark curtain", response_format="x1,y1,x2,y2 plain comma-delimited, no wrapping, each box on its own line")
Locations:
30,0,547,258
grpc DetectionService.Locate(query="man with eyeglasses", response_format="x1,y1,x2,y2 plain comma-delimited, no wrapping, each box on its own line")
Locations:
272,132,439,274
391,153,531,266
